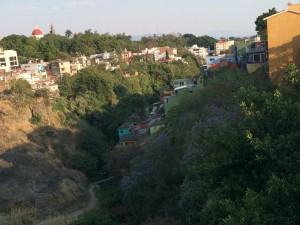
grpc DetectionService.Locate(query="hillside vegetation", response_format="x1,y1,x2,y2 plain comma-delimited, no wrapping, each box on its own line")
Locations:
0,45,202,224
69,66,300,225
3,30,300,225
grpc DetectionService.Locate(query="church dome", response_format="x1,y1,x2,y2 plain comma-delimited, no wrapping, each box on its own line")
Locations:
32,25,43,36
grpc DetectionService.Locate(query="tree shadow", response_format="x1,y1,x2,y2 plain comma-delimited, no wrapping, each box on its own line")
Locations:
268,34,300,82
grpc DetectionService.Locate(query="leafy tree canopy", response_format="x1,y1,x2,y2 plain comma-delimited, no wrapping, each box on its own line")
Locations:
255,7,277,40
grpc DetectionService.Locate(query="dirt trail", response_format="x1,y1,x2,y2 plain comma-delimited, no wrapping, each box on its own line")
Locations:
35,177,113,225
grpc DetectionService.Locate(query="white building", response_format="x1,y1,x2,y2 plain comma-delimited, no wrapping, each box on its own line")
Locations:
141,47,177,61
187,45,208,58
21,62,47,78
0,48,19,72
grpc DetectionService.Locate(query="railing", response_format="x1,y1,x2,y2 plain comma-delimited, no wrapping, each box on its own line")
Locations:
246,47,267,53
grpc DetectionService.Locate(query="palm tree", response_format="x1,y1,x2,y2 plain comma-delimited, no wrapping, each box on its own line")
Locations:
65,30,73,39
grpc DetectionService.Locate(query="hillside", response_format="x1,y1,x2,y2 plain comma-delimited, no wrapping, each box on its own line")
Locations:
0,99,89,223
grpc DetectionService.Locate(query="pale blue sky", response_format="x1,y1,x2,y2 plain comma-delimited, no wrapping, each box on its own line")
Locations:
0,0,294,39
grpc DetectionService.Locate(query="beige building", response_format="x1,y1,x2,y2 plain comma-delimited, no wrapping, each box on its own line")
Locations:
215,39,234,55
48,61,71,76
0,48,19,72
265,3,300,82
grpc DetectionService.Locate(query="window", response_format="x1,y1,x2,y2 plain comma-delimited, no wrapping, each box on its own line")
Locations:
0,58,5,62
9,56,16,61
253,54,261,63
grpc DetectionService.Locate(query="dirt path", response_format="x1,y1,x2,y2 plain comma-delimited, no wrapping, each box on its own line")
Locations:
35,177,113,225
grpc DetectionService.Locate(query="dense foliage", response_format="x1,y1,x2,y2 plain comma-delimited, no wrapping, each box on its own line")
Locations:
255,8,277,40
6,28,300,225
0,31,216,63
55,53,200,181
72,66,300,225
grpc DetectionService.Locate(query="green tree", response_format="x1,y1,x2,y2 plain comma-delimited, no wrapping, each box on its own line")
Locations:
121,133,182,224
165,49,170,60
284,63,300,88
65,29,73,39
255,8,277,40
71,153,99,181
183,33,196,40
187,35,216,48
10,79,33,108
39,41,59,61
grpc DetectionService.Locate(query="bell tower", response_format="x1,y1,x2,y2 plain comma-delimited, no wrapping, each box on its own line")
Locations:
50,23,56,34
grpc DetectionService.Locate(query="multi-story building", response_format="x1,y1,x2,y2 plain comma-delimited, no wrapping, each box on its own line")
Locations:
0,48,19,72
48,61,71,77
264,3,300,82
214,39,235,55
187,45,208,58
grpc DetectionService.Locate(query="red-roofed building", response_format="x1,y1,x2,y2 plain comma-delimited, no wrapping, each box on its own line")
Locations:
215,39,234,55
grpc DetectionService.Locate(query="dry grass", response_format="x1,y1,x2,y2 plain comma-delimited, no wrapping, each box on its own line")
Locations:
0,211,76,225
0,100,34,151
0,99,90,223
35,214,76,225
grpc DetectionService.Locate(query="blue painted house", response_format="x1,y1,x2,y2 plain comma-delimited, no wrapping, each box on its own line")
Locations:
118,122,136,138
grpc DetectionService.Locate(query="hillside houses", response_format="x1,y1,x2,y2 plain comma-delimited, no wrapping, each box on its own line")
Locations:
116,78,202,149
141,46,178,61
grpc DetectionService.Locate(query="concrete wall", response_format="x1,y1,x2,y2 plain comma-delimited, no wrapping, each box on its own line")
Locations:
288,4,300,11
267,11,300,82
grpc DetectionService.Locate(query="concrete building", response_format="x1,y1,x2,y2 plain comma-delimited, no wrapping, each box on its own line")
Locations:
0,48,19,72
264,3,300,82
21,62,46,78
48,61,71,76
187,45,208,58
206,55,221,68
215,39,234,55
70,63,84,75
141,47,177,61
245,40,268,74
